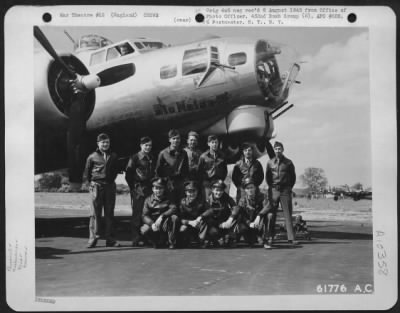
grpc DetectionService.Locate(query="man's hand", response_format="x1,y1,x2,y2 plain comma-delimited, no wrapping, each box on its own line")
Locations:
220,217,233,229
155,215,163,228
188,220,199,228
253,215,261,228
151,223,159,232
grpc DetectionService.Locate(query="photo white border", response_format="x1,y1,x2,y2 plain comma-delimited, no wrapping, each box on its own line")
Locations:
4,5,397,311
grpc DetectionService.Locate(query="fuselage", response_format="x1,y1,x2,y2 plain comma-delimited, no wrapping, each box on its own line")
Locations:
34,35,300,174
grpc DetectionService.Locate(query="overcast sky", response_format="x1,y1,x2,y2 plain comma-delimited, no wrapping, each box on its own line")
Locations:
39,26,371,188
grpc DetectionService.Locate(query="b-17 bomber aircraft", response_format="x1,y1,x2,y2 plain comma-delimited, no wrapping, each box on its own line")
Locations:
34,26,301,188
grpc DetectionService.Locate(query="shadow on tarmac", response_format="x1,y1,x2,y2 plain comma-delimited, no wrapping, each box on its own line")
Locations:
36,216,372,261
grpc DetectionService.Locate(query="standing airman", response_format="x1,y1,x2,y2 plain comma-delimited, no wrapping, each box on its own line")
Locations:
155,129,189,202
184,131,202,181
232,142,264,203
84,133,121,248
197,135,228,199
265,141,298,246
125,136,155,246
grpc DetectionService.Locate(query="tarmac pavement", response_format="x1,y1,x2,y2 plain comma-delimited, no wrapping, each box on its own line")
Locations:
35,216,373,296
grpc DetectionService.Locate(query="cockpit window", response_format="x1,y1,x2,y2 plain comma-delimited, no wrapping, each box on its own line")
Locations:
134,42,144,49
106,47,121,61
160,64,177,79
90,50,106,66
228,52,247,66
135,41,164,50
118,44,134,56
106,44,134,61
182,48,208,76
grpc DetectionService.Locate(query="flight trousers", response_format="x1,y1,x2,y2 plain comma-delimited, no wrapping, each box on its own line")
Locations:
269,187,295,241
130,185,151,244
141,215,179,246
88,181,117,245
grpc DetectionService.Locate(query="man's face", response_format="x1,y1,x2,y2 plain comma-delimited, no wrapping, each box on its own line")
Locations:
208,139,219,152
141,141,152,154
245,184,256,197
187,136,198,149
185,189,198,202
212,187,224,199
169,135,181,149
153,186,165,198
243,147,253,159
97,139,110,152
274,146,284,158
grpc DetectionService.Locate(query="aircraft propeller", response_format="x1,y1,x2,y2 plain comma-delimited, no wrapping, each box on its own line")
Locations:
34,26,135,187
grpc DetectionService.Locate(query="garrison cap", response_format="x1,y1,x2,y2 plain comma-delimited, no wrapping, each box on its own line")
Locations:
274,141,284,149
184,180,199,191
211,179,226,190
140,136,152,144
187,131,199,139
151,177,167,188
97,133,110,142
207,134,219,142
242,177,256,188
168,129,181,139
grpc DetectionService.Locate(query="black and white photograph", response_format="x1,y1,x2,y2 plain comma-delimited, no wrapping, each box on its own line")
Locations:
4,5,397,311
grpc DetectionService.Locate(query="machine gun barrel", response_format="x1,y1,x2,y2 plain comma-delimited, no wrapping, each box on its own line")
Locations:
272,104,294,120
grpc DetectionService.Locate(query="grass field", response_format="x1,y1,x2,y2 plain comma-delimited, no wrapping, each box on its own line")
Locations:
35,192,372,224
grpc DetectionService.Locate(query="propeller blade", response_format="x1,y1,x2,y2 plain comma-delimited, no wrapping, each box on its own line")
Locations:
34,26,76,78
266,140,275,159
96,63,135,87
67,92,87,184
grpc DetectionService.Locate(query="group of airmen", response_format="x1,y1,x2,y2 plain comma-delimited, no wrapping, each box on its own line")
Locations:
84,129,299,250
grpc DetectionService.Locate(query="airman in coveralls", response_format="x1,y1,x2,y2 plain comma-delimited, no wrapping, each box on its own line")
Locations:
141,177,180,249
125,136,155,246
265,141,298,246
232,142,264,203
235,177,274,248
178,181,205,247
85,133,121,248
184,131,202,181
197,180,238,248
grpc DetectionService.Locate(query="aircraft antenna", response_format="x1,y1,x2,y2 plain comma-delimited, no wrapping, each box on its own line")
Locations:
64,30,77,49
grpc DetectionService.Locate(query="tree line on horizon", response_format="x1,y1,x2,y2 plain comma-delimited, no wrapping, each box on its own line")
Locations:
35,167,369,195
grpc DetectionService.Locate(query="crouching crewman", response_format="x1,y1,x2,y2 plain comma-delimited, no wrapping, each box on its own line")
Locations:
141,177,180,249
235,177,273,248
178,181,205,247
196,180,239,248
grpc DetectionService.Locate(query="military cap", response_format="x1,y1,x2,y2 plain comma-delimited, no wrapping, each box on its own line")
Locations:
168,129,181,139
274,141,284,149
97,133,110,142
207,134,219,142
211,179,226,190
242,177,256,188
151,177,167,187
187,131,199,139
140,136,152,144
184,180,199,191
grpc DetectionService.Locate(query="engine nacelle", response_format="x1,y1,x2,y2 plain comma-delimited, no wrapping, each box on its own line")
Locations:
34,52,95,131
201,105,274,140
200,105,275,159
